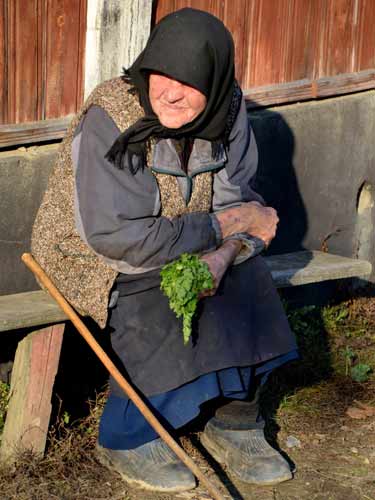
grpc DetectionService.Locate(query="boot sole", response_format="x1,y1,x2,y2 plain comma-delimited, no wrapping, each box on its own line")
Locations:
96,446,196,493
200,431,292,486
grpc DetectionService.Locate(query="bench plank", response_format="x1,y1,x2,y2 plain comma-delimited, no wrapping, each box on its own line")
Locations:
0,290,68,332
0,251,371,332
266,250,372,287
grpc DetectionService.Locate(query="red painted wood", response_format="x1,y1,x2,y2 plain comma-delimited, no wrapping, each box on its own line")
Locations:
223,0,248,84
154,0,175,21
0,1,7,123
25,323,64,453
356,0,375,71
284,0,320,82
319,0,356,77
37,0,47,122
0,323,64,460
154,0,375,106
7,0,39,124
75,0,87,109
44,0,84,119
1,0,86,126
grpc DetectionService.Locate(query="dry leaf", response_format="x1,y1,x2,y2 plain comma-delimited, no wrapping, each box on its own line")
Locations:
347,407,369,419
346,403,375,419
353,400,375,416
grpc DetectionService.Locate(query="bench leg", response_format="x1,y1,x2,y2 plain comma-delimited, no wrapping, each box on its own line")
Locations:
0,323,65,463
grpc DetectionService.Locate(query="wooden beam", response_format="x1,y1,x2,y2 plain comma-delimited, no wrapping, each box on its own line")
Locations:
0,323,64,463
0,115,73,148
84,0,152,99
0,291,68,332
245,69,375,108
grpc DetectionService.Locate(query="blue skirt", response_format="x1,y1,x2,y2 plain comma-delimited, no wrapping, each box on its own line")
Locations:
99,349,298,450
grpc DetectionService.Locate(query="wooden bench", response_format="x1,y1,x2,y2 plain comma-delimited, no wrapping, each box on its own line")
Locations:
0,250,372,462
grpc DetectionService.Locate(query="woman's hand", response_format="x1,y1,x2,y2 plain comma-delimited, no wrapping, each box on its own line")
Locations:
216,201,279,248
199,239,242,297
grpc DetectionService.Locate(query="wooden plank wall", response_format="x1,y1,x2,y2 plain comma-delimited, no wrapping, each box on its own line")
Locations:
154,0,375,105
0,0,86,125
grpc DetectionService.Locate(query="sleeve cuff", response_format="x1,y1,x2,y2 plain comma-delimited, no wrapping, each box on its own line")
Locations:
209,213,223,247
223,233,265,265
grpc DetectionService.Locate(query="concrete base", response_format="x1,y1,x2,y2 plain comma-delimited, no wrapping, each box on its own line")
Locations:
0,145,58,295
250,90,375,282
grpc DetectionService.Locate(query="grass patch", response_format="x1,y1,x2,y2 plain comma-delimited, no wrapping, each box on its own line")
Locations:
0,381,9,440
0,389,119,500
288,300,375,384
262,299,375,432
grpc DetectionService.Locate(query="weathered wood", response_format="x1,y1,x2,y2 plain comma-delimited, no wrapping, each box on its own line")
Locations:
155,1,375,106
0,291,68,332
0,251,371,333
1,0,86,127
266,251,372,288
0,115,73,148
0,323,64,463
44,0,86,119
6,0,39,124
0,1,7,123
84,0,152,99
245,70,375,108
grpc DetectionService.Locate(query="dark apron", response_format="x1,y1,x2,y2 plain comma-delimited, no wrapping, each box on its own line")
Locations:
108,255,296,397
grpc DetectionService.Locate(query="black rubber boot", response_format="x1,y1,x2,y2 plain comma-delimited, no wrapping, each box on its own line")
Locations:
200,400,292,486
96,438,196,493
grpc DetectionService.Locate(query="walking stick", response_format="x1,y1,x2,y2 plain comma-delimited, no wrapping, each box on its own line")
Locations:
22,253,225,500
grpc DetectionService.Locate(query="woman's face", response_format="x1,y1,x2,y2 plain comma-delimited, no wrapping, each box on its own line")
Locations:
149,73,207,128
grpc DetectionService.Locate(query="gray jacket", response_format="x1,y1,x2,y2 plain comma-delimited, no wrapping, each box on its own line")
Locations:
71,97,264,274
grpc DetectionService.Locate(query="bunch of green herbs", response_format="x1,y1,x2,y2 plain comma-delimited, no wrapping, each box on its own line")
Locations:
160,253,213,344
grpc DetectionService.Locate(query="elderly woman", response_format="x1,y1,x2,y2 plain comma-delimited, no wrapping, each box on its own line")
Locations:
32,8,298,493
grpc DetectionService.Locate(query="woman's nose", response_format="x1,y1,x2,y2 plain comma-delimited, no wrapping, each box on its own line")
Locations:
164,81,184,102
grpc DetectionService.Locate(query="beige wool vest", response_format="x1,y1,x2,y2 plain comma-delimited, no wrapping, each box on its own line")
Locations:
32,77,213,328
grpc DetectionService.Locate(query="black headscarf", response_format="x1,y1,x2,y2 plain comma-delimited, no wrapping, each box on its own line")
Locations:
105,8,242,172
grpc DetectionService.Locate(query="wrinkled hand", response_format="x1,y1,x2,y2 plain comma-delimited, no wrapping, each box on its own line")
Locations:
241,201,279,248
199,240,242,298
216,201,279,248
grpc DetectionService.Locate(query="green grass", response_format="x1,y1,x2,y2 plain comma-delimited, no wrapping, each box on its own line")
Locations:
0,381,10,439
262,299,375,427
287,301,374,383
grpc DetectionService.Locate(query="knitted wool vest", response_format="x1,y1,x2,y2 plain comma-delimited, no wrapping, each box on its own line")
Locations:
31,78,213,328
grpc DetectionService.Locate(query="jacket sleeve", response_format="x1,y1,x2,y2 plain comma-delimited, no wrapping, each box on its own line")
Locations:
212,97,265,211
72,106,218,274
211,97,266,264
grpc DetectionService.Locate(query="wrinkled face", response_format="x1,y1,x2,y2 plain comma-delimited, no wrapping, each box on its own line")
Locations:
149,73,207,129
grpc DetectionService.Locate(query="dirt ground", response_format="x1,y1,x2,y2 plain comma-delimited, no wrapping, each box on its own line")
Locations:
1,294,375,500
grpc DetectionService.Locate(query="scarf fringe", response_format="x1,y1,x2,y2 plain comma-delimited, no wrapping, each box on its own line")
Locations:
105,137,146,174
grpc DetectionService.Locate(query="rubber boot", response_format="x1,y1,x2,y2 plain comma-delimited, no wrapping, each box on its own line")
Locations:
96,437,196,493
200,399,292,486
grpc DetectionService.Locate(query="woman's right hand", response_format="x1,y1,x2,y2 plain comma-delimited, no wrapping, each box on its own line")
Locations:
216,201,279,248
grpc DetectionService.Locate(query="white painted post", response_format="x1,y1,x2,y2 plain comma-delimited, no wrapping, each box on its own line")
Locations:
84,0,153,99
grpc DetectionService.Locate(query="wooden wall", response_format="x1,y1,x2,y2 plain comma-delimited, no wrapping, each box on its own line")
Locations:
154,0,375,106
0,0,86,125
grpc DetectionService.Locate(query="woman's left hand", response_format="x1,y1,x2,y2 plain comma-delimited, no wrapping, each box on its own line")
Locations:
199,239,242,297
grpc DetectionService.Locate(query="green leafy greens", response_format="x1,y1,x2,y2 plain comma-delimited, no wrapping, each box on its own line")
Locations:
160,253,214,345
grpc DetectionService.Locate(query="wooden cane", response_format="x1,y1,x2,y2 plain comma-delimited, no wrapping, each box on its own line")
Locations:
22,253,226,500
